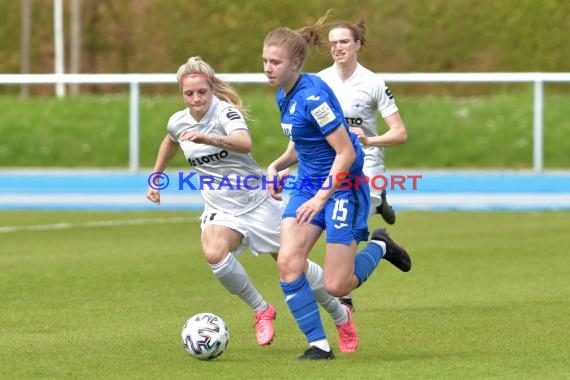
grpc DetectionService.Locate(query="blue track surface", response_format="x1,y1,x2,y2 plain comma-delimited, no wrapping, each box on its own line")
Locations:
1,170,569,211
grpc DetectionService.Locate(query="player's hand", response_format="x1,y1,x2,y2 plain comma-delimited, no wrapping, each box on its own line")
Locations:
146,187,161,204
266,165,284,200
349,127,369,146
357,135,369,145
278,167,290,179
296,196,326,225
179,131,208,144
349,127,364,137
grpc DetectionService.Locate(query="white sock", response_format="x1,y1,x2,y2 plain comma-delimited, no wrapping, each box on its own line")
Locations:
370,240,387,257
309,339,331,352
210,253,267,312
305,259,348,325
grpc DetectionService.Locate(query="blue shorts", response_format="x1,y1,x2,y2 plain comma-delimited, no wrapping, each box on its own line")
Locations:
283,185,370,245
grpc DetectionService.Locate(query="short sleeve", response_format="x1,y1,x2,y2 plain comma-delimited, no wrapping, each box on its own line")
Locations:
374,80,398,118
306,93,344,136
219,106,249,135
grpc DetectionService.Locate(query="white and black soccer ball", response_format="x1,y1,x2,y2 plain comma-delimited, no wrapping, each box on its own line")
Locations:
181,312,230,360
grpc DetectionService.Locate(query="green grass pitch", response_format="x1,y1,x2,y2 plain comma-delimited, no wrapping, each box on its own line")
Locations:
1,210,569,379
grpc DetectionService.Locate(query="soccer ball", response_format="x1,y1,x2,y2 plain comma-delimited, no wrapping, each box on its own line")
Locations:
181,312,230,360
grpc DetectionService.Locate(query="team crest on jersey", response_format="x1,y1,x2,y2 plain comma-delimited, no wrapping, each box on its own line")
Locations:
310,102,336,127
289,101,297,114
352,99,367,111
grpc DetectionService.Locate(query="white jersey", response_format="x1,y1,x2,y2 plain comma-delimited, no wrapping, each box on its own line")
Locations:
167,96,267,216
318,63,398,173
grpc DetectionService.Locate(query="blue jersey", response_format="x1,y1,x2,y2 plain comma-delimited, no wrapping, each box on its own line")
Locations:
276,74,364,190
276,74,370,244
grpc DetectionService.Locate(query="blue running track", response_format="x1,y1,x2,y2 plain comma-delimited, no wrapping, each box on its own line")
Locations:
0,170,569,211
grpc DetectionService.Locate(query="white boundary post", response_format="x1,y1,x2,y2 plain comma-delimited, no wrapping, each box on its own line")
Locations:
129,82,140,173
53,0,65,98
533,80,544,174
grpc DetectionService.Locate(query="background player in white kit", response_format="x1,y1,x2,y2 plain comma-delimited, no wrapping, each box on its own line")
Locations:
146,56,357,350
318,18,409,310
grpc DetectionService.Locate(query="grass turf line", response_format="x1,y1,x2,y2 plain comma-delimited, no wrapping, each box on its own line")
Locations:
0,210,569,379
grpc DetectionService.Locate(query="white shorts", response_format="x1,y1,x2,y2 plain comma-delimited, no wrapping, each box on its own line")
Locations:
200,197,282,256
363,161,385,216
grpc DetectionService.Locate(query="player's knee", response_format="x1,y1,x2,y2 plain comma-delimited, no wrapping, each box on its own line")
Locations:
324,278,351,298
202,248,229,265
277,253,304,282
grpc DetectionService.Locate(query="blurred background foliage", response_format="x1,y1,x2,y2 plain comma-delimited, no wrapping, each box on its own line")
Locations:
0,0,569,168
1,0,569,80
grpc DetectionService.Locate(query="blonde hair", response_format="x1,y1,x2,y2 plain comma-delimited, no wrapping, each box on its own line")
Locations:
263,10,331,68
176,56,251,120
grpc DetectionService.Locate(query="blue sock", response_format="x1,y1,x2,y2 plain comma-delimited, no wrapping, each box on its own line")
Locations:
280,274,326,344
354,242,384,287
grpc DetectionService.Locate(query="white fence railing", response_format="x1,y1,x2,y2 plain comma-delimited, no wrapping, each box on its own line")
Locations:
2,72,570,173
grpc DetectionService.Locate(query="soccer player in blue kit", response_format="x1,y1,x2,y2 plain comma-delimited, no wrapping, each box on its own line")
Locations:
262,15,412,360
147,56,360,351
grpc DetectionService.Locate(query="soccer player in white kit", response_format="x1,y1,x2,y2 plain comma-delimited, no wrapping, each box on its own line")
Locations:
146,56,356,350
318,19,409,311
